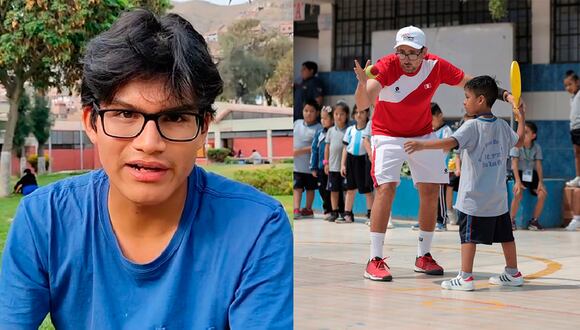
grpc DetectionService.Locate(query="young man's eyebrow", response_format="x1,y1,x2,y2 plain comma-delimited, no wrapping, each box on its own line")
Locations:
107,99,197,113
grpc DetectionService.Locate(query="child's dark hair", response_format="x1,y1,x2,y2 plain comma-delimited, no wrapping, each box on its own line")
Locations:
82,9,223,130
464,75,498,108
302,61,318,75
525,121,538,141
566,70,579,81
430,102,442,116
352,104,370,122
304,99,322,112
333,101,350,117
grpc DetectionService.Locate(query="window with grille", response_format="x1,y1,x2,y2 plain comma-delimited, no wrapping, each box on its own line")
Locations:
552,0,580,63
333,0,531,70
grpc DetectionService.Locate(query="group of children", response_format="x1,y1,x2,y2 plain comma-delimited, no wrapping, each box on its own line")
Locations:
294,74,566,290
293,99,374,223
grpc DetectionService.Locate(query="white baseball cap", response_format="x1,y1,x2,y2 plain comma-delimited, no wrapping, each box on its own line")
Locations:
394,26,426,50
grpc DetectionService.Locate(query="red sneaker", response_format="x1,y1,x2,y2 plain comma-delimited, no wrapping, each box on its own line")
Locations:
293,208,302,219
300,208,314,218
414,253,444,275
364,257,393,281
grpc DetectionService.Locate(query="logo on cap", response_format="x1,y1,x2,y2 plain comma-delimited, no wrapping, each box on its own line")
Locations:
402,33,415,41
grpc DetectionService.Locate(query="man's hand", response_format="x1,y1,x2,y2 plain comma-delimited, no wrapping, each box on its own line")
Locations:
340,165,347,178
312,170,318,178
324,164,329,175
404,140,424,154
354,59,371,84
513,181,526,195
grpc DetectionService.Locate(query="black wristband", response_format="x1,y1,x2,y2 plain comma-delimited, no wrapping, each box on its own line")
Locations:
497,88,509,101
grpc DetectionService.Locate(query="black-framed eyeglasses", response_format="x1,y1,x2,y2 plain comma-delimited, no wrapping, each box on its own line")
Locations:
93,104,204,142
395,48,424,61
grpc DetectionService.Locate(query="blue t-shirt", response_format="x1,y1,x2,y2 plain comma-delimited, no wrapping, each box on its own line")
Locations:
0,167,293,329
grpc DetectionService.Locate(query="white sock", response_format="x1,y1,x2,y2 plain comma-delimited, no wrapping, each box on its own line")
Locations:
417,230,434,257
370,232,385,260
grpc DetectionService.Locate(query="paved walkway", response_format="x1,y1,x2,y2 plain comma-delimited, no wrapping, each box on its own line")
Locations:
294,215,580,329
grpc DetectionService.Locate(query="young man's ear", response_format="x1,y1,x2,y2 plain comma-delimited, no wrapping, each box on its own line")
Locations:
82,105,98,144
200,113,212,134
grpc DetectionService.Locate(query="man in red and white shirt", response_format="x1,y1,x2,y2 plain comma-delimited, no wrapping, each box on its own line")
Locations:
354,26,518,281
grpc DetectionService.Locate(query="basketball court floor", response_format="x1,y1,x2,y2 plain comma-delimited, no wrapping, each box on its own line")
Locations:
294,216,580,329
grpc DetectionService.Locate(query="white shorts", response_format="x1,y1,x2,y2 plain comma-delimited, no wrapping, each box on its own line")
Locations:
370,133,449,186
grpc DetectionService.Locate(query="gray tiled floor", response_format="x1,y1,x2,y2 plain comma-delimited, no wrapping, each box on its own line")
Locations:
295,216,580,329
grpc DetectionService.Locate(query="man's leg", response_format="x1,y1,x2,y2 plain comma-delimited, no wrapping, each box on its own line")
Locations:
305,189,315,209
575,145,580,177
414,183,444,275
364,183,397,281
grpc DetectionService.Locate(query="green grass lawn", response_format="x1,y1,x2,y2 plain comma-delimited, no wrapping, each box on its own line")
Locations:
0,165,291,328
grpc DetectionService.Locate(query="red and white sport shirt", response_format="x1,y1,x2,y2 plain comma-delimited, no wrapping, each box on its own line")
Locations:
371,53,464,138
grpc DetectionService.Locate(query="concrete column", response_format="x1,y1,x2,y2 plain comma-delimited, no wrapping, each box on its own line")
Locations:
318,3,334,72
267,129,273,162
214,130,222,149
531,1,551,64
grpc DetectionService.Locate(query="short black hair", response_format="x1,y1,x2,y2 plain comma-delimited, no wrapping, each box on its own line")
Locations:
525,121,538,141
464,75,498,108
302,61,318,75
566,70,579,81
82,9,223,129
430,102,442,116
24,169,32,175
304,99,321,112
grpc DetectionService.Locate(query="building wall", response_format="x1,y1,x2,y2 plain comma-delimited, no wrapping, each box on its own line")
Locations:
208,136,293,159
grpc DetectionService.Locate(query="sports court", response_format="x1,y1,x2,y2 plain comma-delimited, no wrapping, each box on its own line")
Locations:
295,216,580,329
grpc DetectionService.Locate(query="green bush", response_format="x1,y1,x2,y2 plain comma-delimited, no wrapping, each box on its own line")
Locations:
233,166,292,195
207,148,232,163
280,158,293,164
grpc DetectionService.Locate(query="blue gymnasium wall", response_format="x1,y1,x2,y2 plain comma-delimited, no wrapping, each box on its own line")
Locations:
319,63,580,179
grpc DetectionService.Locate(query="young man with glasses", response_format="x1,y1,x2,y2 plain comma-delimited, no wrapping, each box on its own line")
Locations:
0,10,292,329
354,25,520,282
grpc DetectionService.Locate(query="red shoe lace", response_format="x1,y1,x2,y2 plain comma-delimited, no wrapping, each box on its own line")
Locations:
373,257,390,270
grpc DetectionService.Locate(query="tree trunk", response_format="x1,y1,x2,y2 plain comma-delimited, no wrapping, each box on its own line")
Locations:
37,145,46,175
19,153,27,176
0,82,23,197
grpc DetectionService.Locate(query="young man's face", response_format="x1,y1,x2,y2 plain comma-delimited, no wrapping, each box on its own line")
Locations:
303,104,318,124
395,45,425,74
564,76,580,95
83,79,208,206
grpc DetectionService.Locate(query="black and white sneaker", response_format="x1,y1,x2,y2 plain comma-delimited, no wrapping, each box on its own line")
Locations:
489,271,524,286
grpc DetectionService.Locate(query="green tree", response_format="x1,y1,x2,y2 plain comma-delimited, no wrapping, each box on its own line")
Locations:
218,19,292,104
30,93,51,174
0,0,170,196
265,49,293,107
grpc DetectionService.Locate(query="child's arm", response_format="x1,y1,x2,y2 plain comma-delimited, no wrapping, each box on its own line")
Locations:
340,146,348,177
513,104,526,148
454,153,461,177
511,157,525,195
310,134,319,176
535,159,546,192
293,146,311,157
324,144,330,175
404,137,459,154
363,137,372,158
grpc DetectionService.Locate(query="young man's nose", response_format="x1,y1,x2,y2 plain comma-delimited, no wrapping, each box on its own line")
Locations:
132,120,166,153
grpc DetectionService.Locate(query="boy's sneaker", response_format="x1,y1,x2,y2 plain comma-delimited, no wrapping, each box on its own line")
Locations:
528,219,544,231
300,208,314,218
414,253,444,275
566,176,580,187
365,220,371,226
435,223,447,231
326,211,339,222
293,208,302,219
441,274,475,291
364,257,393,281
336,211,354,224
489,271,524,287
566,219,579,231
411,223,420,231
323,213,333,221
